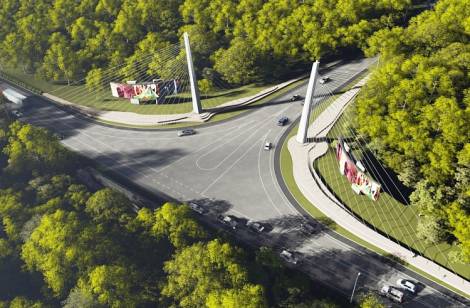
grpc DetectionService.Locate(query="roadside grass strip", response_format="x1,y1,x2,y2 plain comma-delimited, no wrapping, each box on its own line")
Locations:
279,73,470,299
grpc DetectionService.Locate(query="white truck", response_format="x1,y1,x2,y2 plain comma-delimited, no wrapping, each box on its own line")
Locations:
380,285,404,303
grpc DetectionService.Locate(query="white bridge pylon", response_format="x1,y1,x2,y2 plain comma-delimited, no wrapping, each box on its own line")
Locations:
296,61,320,144
183,32,202,114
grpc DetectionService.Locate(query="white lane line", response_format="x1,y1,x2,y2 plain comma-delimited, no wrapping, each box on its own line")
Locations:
257,129,284,216
76,115,258,140
270,128,301,216
201,134,268,196
195,120,269,171
195,104,292,172
150,120,256,174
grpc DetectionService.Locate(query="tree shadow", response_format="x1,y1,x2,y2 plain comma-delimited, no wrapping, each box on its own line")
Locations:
358,148,412,204
187,198,233,215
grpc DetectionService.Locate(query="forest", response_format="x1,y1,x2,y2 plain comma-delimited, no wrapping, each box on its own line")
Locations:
0,106,348,307
0,0,420,86
356,0,469,263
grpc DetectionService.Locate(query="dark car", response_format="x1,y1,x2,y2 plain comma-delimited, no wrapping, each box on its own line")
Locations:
178,128,196,137
290,95,302,102
277,116,289,126
218,215,239,229
188,202,207,215
300,221,317,235
11,110,23,118
319,76,331,84
246,220,265,233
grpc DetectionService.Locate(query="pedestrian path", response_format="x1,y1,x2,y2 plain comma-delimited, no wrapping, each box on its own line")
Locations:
287,75,470,296
42,78,300,126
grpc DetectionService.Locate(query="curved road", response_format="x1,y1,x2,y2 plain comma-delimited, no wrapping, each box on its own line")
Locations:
15,58,468,307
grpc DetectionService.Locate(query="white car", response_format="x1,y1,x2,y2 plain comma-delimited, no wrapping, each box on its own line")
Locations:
188,202,206,215
264,142,272,151
397,279,416,293
280,249,298,264
177,128,196,137
380,285,404,303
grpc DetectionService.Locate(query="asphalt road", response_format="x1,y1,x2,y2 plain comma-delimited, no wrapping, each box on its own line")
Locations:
15,58,469,307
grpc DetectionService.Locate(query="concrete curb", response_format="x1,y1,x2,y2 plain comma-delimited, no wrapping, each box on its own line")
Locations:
287,76,470,297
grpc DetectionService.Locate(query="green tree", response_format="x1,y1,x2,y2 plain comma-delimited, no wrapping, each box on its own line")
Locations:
3,122,71,175
137,203,206,248
85,68,105,94
213,38,260,85
198,79,214,97
206,284,266,308
62,287,101,308
416,213,447,245
76,265,142,308
162,239,260,307
8,297,45,308
359,292,384,308
446,202,470,263
85,188,132,225
21,210,117,296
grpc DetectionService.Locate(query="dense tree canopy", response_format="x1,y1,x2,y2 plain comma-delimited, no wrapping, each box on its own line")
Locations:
357,0,470,262
0,0,419,85
0,118,341,306
161,239,264,307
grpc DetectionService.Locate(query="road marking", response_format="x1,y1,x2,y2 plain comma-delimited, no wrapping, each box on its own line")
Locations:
150,120,257,174
195,120,269,171
257,128,284,216
201,134,267,195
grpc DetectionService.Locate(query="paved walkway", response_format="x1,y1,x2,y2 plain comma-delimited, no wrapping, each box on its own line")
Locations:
287,76,470,296
42,78,300,126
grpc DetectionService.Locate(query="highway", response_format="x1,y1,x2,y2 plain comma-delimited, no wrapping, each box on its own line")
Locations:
16,58,469,307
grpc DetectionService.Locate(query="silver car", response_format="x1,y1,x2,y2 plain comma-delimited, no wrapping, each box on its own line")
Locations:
246,220,265,232
280,249,298,264
397,279,416,293
178,128,196,137
188,202,206,215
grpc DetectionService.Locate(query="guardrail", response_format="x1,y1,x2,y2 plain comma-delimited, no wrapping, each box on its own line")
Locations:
0,70,42,95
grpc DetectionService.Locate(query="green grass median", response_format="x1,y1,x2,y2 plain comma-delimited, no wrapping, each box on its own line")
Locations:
278,74,470,299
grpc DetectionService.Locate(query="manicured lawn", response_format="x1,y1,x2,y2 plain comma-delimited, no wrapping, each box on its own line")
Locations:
313,105,470,280
279,71,470,297
0,67,275,115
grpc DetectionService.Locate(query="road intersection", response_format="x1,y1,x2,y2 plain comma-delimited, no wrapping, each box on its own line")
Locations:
17,58,469,307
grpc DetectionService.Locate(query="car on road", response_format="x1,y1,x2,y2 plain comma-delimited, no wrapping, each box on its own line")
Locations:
380,285,404,303
11,110,23,118
280,249,299,264
264,142,272,151
290,95,302,102
53,133,64,140
300,221,317,235
397,279,416,293
218,215,239,229
277,116,289,126
188,202,206,215
246,220,265,233
177,128,196,137
319,76,331,84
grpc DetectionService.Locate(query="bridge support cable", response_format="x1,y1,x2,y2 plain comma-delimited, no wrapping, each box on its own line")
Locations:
314,81,459,275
